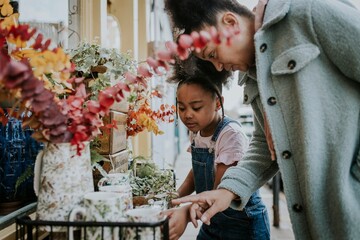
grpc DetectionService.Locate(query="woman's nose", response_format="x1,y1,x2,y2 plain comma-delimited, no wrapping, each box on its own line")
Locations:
210,60,224,71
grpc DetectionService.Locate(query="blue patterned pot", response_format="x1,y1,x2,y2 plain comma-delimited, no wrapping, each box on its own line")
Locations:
0,114,43,214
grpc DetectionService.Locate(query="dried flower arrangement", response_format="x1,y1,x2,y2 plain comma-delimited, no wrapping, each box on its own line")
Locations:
0,1,238,154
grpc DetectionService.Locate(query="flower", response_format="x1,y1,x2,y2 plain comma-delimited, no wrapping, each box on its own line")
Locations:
125,68,175,137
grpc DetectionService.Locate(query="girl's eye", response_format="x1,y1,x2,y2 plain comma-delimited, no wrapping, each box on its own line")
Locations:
178,107,185,112
193,107,201,111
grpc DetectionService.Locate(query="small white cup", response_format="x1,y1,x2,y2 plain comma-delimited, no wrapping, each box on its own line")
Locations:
122,207,165,240
98,185,133,212
69,192,123,240
97,173,129,187
125,207,163,222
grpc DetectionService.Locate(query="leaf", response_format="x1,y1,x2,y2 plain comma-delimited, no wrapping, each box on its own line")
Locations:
1,2,13,17
90,149,105,164
14,165,34,195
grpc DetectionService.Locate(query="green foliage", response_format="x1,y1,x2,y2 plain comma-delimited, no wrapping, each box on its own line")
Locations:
129,157,176,197
90,147,105,165
66,42,137,100
136,162,156,178
14,165,33,196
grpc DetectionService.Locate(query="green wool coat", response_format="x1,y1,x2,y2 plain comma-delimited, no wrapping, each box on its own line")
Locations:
219,0,360,239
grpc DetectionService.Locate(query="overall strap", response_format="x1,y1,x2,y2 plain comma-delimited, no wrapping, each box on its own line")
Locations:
211,116,241,142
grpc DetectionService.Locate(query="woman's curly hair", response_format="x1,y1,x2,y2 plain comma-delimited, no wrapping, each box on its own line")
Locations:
164,0,253,34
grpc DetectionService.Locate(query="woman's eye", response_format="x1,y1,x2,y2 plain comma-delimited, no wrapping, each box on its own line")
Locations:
193,107,201,111
178,107,185,112
208,51,216,59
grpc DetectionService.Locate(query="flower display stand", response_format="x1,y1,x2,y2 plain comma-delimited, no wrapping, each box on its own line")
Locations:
16,215,169,240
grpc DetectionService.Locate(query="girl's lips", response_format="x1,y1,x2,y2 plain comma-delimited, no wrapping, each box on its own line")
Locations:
186,123,197,128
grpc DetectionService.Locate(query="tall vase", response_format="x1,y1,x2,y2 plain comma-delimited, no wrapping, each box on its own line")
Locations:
34,142,94,224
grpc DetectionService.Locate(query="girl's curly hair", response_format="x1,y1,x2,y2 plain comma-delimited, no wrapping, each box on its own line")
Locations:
167,54,231,89
168,55,232,119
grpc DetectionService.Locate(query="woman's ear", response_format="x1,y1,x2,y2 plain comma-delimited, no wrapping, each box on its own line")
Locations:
222,12,239,27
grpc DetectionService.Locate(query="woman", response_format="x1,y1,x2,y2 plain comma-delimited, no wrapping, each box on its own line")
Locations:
166,0,360,239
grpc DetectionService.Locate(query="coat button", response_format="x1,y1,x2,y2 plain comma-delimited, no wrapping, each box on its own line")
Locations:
282,151,292,159
288,60,296,70
292,204,303,212
244,94,248,102
267,97,277,106
260,44,267,52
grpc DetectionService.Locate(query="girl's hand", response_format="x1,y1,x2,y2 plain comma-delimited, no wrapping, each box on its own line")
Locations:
161,205,192,240
171,189,237,225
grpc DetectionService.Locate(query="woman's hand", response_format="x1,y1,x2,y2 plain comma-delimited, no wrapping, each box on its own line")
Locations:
161,205,192,240
171,189,237,225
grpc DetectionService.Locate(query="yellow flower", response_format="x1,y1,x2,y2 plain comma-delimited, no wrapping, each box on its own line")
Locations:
0,12,18,28
0,0,13,17
11,48,38,60
0,0,10,5
6,36,27,48
138,113,163,135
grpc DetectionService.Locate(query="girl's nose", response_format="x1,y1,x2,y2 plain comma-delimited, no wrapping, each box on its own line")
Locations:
185,111,193,119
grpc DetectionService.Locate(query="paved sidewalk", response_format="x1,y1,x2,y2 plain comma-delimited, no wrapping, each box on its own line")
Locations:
174,150,295,240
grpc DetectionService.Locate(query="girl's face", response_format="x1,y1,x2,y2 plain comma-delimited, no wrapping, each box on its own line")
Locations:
196,12,255,72
177,83,221,137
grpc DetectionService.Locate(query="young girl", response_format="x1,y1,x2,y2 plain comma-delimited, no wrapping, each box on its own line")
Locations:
166,0,360,239
165,59,270,240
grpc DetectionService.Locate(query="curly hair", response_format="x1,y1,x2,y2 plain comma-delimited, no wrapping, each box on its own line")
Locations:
167,54,231,88
164,0,254,34
169,55,232,119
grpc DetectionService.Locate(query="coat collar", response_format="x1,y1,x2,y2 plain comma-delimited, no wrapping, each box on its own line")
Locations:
238,67,257,86
261,0,291,31
238,0,291,86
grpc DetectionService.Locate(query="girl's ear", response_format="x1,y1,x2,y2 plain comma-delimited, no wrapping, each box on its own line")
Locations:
216,96,224,110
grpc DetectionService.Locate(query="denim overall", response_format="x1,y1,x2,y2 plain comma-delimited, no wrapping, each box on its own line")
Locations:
192,117,270,240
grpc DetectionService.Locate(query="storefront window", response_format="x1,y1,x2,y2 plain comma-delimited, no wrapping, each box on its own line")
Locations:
18,0,68,48
105,14,121,50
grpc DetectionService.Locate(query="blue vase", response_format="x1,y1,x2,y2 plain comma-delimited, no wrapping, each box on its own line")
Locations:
0,113,43,213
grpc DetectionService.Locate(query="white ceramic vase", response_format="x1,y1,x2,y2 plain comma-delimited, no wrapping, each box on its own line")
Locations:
34,142,94,223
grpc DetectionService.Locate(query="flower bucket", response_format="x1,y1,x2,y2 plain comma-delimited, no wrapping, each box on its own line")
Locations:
34,142,94,225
